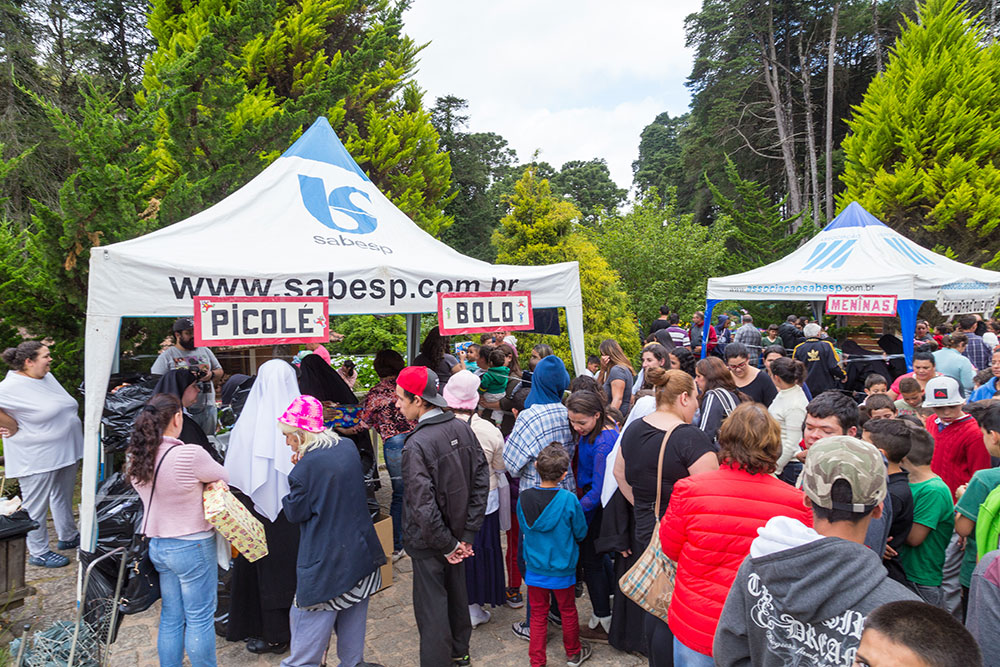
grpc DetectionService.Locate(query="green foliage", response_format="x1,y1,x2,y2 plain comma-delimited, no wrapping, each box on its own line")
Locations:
550,158,626,223
334,314,406,354
632,111,688,197
493,166,640,365
839,0,1000,267
708,156,816,273
330,353,378,390
588,189,732,332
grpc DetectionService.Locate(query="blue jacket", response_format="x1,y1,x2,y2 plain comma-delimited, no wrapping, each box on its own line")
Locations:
969,377,998,403
517,487,587,583
282,440,386,607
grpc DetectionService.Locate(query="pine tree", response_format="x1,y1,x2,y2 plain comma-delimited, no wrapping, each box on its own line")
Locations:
492,167,640,364
839,0,1000,267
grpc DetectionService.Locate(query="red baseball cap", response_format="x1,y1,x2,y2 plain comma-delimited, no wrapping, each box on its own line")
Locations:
397,366,449,408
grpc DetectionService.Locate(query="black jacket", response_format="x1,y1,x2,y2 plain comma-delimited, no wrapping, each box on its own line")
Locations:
793,337,846,396
282,440,385,608
777,322,804,350
402,411,490,559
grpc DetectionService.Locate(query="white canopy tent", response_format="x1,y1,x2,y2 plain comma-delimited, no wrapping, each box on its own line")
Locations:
80,117,584,549
702,201,1000,362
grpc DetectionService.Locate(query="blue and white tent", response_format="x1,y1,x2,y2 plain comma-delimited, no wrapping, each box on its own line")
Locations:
704,201,1000,361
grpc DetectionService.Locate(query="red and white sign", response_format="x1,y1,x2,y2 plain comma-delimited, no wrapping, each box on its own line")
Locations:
194,296,329,346
825,294,898,317
437,291,533,335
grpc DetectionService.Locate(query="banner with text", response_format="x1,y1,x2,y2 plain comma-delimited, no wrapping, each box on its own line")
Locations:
438,291,533,335
825,294,898,317
194,296,329,346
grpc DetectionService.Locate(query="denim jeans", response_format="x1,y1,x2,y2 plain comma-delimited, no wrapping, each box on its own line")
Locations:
673,636,714,666
149,535,218,667
383,433,406,551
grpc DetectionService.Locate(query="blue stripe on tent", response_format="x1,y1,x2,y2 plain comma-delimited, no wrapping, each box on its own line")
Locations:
819,239,857,269
803,241,842,270
886,237,933,265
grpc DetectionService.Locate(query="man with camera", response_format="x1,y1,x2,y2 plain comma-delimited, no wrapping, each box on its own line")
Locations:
152,317,223,434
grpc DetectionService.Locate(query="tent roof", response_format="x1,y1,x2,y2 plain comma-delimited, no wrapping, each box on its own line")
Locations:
706,202,1000,302
86,117,581,318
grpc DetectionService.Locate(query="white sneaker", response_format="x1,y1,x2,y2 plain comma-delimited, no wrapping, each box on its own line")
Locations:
469,604,491,628
392,548,406,562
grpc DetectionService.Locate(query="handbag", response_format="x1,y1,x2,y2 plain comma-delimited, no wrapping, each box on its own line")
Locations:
119,444,180,615
618,424,678,623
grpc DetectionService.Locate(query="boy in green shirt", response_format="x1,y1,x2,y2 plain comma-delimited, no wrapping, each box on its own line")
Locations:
898,423,955,608
954,403,1000,616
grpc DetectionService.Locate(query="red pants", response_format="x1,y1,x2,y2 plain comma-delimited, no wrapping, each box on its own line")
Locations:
527,585,580,667
505,520,522,589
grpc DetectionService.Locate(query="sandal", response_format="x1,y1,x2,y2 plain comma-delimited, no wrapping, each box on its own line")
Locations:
28,551,70,568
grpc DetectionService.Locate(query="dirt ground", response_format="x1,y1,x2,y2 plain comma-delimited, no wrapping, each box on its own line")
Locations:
9,466,646,666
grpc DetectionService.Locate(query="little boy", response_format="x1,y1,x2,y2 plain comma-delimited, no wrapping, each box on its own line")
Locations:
953,404,1000,615
866,393,898,420
855,600,982,667
517,444,591,667
462,343,481,372
583,355,601,379
863,418,914,584
895,377,927,418
897,423,955,608
479,348,510,424
864,373,890,399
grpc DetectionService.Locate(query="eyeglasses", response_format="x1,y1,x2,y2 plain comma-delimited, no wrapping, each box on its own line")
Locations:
727,361,748,371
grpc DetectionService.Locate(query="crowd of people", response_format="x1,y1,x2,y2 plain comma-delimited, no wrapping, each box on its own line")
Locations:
3,309,1000,666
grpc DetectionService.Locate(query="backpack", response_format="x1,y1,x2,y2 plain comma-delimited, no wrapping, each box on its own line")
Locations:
975,484,1000,560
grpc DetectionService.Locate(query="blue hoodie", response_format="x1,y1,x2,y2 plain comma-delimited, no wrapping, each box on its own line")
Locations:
517,486,587,588
524,355,570,409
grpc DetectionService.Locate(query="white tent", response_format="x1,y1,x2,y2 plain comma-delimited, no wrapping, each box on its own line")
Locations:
80,117,585,549
702,201,1000,362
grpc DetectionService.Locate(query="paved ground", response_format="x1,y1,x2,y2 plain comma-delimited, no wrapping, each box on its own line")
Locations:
9,467,645,666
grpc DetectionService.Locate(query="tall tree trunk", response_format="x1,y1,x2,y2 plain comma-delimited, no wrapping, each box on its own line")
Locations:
799,36,821,230
762,6,803,216
825,2,840,220
872,0,883,72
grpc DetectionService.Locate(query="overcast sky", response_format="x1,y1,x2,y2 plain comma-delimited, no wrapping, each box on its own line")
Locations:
403,0,703,191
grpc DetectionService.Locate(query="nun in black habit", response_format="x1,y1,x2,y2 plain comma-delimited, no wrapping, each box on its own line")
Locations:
151,369,223,463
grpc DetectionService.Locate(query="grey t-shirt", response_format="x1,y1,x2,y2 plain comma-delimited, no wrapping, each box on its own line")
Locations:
603,365,634,418
967,550,1000,655
151,346,222,408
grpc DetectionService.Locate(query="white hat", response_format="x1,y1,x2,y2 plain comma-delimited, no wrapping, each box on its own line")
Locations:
923,375,963,407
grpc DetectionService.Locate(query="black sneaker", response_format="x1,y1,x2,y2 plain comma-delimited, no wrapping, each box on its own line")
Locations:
566,641,592,666
547,610,562,627
512,621,531,641
452,656,471,666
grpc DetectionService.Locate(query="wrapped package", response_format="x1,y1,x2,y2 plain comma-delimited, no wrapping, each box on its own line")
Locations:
322,403,363,429
203,486,268,562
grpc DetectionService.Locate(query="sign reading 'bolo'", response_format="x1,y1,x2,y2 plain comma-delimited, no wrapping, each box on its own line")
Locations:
193,296,330,346
437,291,534,335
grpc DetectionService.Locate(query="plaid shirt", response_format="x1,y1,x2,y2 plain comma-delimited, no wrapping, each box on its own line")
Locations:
963,332,992,370
734,323,763,366
503,402,575,491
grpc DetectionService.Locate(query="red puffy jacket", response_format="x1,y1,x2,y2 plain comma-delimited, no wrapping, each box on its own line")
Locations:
658,464,812,656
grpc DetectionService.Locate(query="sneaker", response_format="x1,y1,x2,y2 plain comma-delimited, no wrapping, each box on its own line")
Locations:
578,624,609,644
452,656,471,666
56,536,80,550
566,641,592,666
512,621,531,641
505,587,524,609
392,549,406,562
470,606,491,628
547,610,562,627
28,551,70,568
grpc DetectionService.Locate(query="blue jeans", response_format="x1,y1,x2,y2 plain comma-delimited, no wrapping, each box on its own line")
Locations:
383,433,406,551
674,636,714,666
149,535,218,667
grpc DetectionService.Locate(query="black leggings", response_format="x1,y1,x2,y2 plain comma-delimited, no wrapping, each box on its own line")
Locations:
644,611,674,667
580,508,614,618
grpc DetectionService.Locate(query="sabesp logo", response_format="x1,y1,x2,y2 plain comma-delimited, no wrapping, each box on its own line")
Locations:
298,175,377,234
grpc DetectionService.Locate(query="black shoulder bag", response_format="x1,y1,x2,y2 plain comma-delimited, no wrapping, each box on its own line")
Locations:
120,444,180,615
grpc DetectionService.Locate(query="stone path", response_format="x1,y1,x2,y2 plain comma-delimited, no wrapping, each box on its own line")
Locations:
10,468,645,666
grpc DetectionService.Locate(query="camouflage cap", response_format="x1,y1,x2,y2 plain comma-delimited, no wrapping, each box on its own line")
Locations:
797,436,887,512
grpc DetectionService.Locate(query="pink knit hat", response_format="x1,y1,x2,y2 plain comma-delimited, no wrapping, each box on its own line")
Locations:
278,395,325,433
443,370,481,411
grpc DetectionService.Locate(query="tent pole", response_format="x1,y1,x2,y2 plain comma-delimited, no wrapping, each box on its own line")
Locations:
565,304,586,376
701,299,721,359
405,314,421,364
897,300,923,371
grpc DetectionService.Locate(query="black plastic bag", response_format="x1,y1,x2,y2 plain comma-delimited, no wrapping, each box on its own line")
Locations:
101,376,158,453
0,510,38,539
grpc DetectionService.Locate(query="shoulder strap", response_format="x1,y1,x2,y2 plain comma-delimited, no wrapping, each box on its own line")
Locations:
140,444,181,536
652,423,680,518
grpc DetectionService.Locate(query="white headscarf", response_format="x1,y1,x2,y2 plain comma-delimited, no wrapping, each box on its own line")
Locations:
601,394,657,507
224,359,300,521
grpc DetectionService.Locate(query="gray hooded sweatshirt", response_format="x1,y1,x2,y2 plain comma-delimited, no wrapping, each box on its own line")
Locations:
713,516,918,667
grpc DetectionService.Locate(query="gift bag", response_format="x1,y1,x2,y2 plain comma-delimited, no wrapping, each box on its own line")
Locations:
203,486,269,562
322,402,363,429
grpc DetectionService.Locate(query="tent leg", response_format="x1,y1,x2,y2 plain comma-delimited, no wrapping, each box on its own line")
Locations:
897,300,923,371
405,314,422,364
81,314,120,555
565,304,586,376
701,299,721,359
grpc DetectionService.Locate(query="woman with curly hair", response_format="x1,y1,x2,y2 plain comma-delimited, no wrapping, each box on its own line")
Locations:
128,393,228,667
668,346,697,379
659,403,811,664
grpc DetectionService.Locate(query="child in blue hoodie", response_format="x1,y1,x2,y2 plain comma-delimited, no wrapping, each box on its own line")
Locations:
517,444,591,667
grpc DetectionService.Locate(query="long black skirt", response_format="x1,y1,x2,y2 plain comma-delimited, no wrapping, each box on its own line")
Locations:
464,509,505,607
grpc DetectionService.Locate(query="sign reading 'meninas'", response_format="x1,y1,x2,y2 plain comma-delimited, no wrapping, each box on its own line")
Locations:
825,294,898,317
194,296,329,346
437,291,533,335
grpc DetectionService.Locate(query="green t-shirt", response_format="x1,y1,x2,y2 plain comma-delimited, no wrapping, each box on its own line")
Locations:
955,467,1000,587
898,477,955,587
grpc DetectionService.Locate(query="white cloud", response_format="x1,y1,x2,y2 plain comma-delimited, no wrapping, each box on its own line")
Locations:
403,0,701,188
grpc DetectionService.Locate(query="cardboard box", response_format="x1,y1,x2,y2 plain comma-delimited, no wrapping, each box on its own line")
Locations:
203,487,268,562
373,514,393,590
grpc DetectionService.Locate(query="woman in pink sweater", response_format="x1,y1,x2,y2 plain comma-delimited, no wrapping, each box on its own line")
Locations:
129,393,228,667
